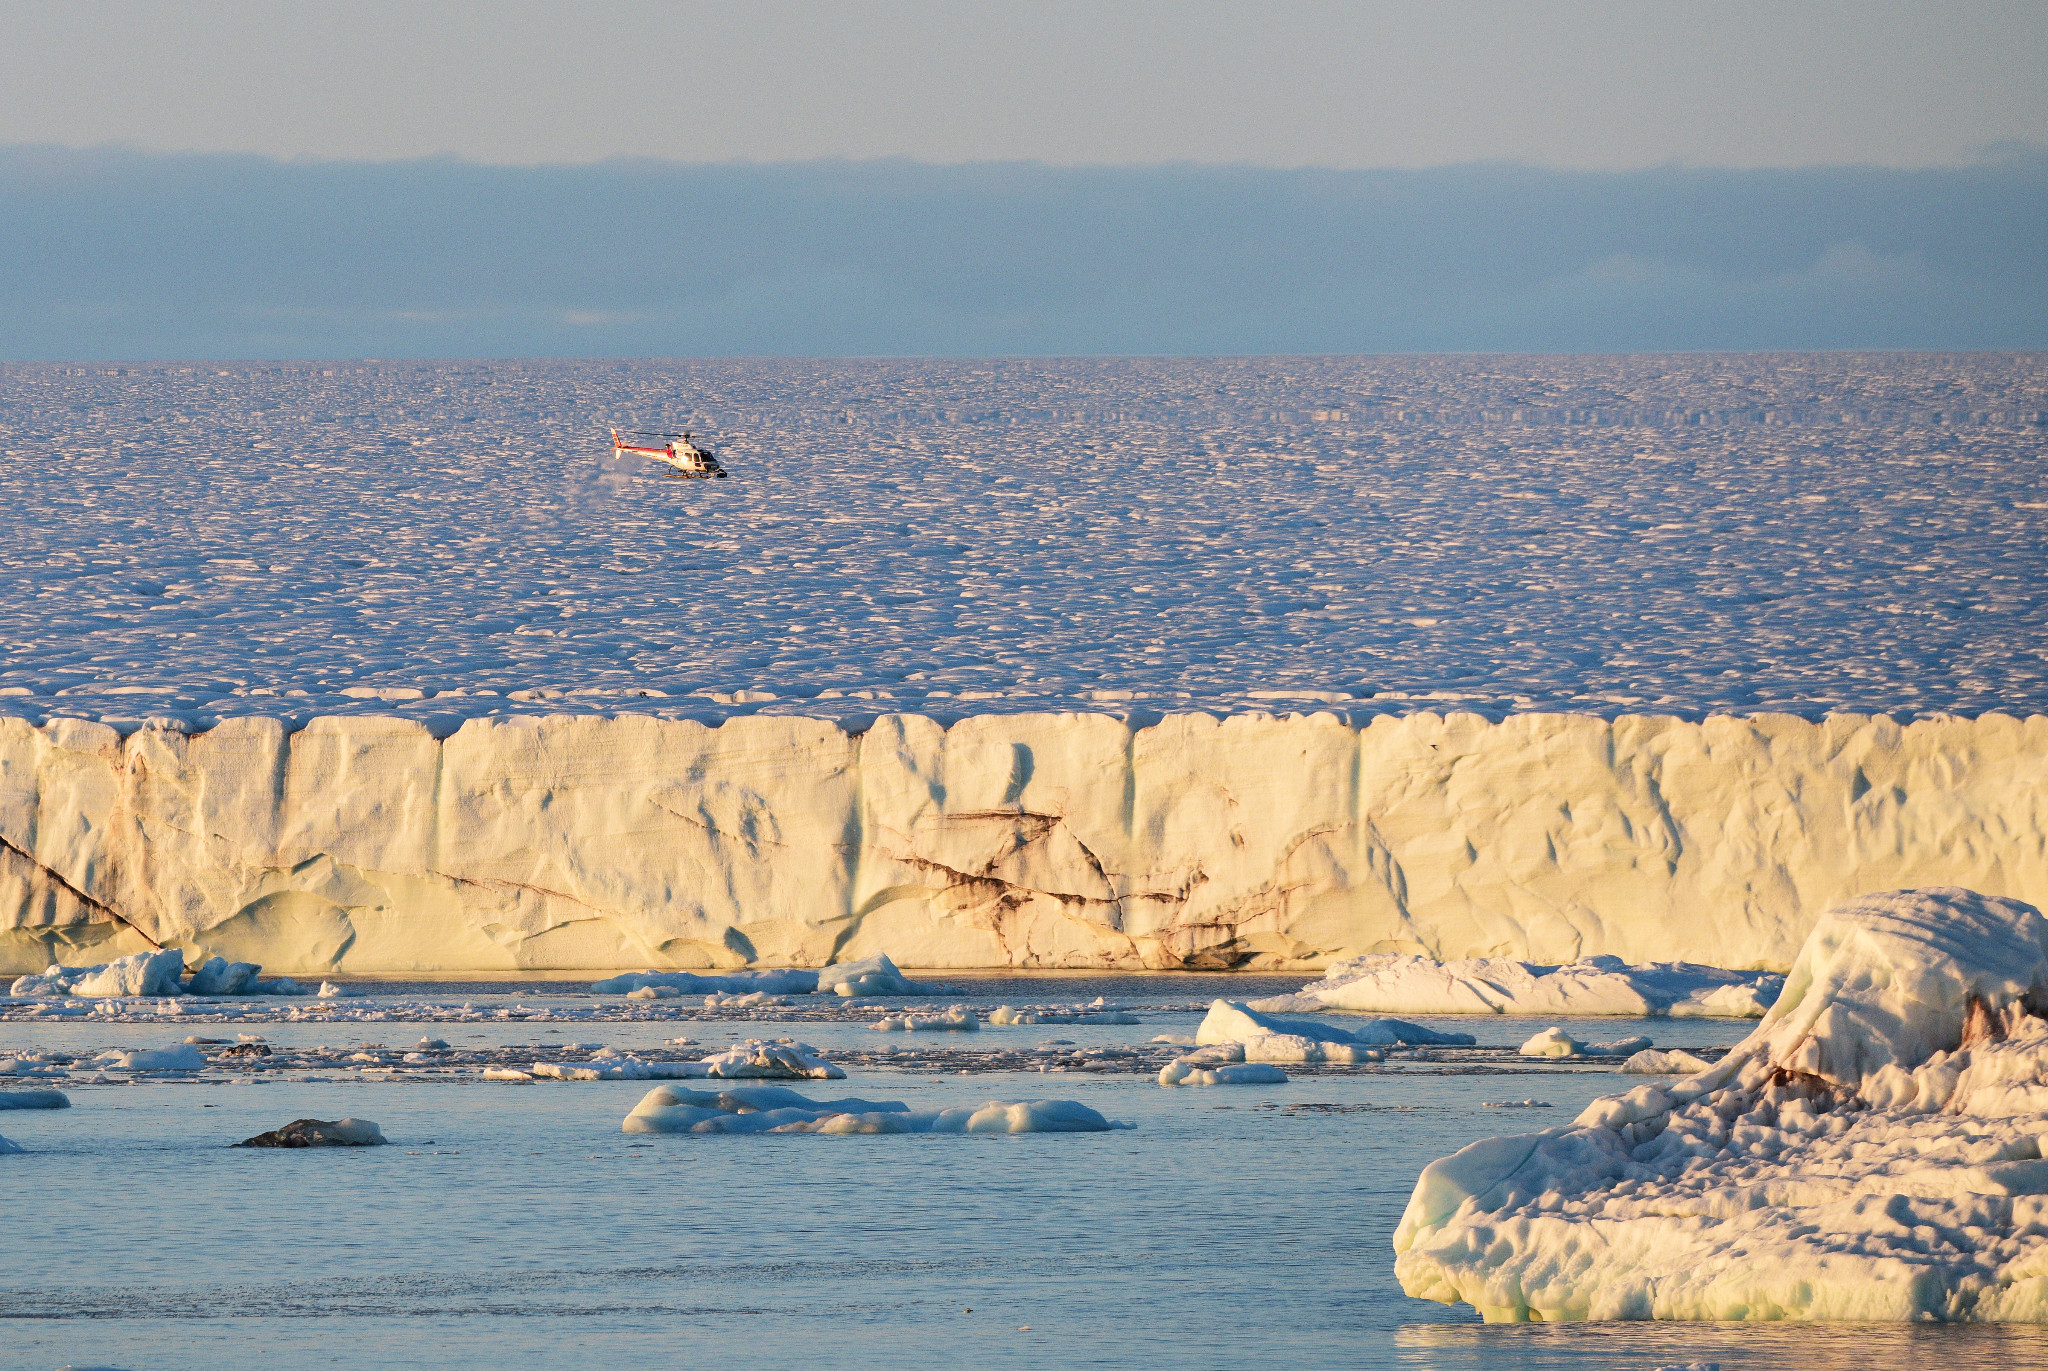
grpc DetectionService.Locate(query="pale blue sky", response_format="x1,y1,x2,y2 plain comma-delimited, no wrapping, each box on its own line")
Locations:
3,0,2044,170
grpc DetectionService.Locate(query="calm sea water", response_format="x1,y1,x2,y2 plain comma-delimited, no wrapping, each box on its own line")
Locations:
6,994,2048,1370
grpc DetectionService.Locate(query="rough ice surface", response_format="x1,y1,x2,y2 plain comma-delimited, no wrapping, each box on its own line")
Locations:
3,357,2044,726
620,1083,1127,1134
1394,887,2048,1323
1257,955,1784,1019
3,356,2045,976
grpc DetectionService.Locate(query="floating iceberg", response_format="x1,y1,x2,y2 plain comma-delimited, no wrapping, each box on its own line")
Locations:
592,953,933,999
1395,887,2048,1323
871,1005,979,1032
1256,954,1784,1020
1516,1027,1652,1059
1159,1058,1289,1086
621,1084,1127,1134
1197,999,1475,1052
7,950,306,999
96,1043,207,1071
0,1131,19,1154
0,1088,68,1109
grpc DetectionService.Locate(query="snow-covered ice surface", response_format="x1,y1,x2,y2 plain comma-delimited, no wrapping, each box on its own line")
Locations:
2,355,2044,724
1256,956,1785,1019
1395,888,2048,1323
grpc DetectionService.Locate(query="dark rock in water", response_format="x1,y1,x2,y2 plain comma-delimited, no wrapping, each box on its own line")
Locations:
234,1117,386,1148
219,1042,272,1058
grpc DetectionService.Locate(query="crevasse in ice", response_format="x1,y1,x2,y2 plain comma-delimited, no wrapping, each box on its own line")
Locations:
1395,887,2048,1322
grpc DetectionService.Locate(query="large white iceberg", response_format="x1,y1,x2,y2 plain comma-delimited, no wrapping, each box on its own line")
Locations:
620,1084,1127,1134
1394,887,2048,1323
1256,953,1783,1019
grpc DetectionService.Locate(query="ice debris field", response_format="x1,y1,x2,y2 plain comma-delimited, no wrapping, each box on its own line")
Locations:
1,354,2044,725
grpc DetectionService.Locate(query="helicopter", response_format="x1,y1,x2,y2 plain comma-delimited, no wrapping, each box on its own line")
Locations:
610,428,730,479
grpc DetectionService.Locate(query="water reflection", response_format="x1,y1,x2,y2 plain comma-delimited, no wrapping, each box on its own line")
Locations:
1398,1319,2048,1370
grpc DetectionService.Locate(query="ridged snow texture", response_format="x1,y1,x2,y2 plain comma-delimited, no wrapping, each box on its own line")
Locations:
2,709,2045,975
1394,888,2048,1323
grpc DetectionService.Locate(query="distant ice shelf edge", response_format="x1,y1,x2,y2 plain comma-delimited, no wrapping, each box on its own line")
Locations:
1,708,2043,977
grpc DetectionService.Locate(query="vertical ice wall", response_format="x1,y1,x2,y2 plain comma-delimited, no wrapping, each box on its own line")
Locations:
2,710,2043,974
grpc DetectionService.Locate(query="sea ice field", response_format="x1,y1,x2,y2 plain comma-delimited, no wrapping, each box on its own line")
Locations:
0,970,2008,1371
1,354,2044,725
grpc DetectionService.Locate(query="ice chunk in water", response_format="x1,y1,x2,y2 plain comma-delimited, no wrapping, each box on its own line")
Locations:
1396,888,2048,1323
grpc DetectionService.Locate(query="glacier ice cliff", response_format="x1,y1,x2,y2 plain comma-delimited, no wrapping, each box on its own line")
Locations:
1,709,2044,975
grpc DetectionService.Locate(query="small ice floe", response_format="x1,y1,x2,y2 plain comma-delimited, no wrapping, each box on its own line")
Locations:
988,998,1141,1026
1621,1048,1713,1074
1396,887,2048,1324
1482,1100,1553,1109
701,990,786,1008
1159,1056,1289,1086
1150,1033,1199,1046
0,1088,70,1109
591,952,937,999
871,1005,979,1032
0,1131,20,1154
317,981,363,999
621,1084,1129,1134
234,1117,388,1148
96,1043,207,1072
1197,1000,1471,1061
530,1039,843,1081
1254,953,1784,1020
626,985,680,1000
1517,1027,1652,1059
0,1054,67,1079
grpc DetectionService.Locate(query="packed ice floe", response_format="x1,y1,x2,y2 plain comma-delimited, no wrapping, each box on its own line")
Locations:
1395,887,2048,1323
872,1005,979,1032
7,950,306,999
988,1000,1141,1026
621,1083,1130,1134
518,1039,844,1082
1256,955,1783,1020
590,955,941,999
